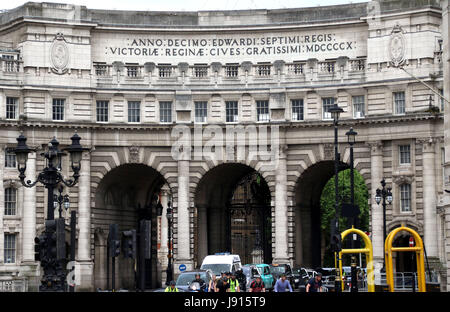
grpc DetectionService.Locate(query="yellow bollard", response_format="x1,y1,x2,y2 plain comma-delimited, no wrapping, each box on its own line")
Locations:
338,226,375,292
384,226,426,292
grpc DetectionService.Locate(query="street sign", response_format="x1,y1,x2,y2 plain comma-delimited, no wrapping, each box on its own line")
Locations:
179,264,186,272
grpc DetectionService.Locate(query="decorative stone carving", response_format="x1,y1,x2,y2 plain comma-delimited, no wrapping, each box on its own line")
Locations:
323,143,334,160
417,137,436,153
178,62,189,73
144,62,156,73
50,33,69,75
389,24,406,68
393,174,414,185
367,141,383,156
241,61,252,72
273,60,285,72
211,62,222,72
129,146,140,163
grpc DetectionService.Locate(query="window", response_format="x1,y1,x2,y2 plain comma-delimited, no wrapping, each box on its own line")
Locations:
320,61,335,73
4,188,16,216
159,101,172,123
128,101,140,123
4,234,16,263
257,64,271,76
96,101,109,122
394,92,405,115
3,55,17,72
52,98,65,121
353,96,365,118
6,97,18,120
226,101,238,123
350,59,365,71
291,99,304,121
94,63,108,76
256,100,270,122
194,101,207,123
290,62,304,75
400,184,411,212
126,65,139,77
225,64,239,77
399,145,411,164
158,64,172,78
5,148,16,168
194,65,208,78
322,97,335,120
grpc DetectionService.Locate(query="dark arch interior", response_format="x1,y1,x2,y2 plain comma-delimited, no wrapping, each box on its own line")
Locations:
93,163,167,290
195,163,272,265
294,160,349,268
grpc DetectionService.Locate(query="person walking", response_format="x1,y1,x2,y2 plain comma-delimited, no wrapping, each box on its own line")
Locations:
164,280,179,292
209,274,217,292
216,277,230,293
273,274,293,292
306,272,323,292
249,275,265,292
229,272,240,292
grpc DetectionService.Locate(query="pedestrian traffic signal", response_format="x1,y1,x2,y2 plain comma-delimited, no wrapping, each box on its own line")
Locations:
331,234,342,252
122,230,136,259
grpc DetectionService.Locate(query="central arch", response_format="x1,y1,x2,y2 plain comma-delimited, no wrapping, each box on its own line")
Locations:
194,163,273,266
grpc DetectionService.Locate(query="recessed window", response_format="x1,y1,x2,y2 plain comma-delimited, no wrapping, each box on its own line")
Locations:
5,148,16,168
400,184,411,212
394,92,405,115
126,64,139,77
128,101,141,123
226,101,239,123
158,64,172,78
194,64,208,78
6,97,18,120
94,62,108,76
291,99,304,121
52,98,65,121
399,145,411,164
256,100,270,122
4,234,16,263
96,101,109,122
256,63,271,77
353,95,365,118
322,97,335,120
4,187,17,216
225,64,239,77
194,101,207,123
159,101,172,123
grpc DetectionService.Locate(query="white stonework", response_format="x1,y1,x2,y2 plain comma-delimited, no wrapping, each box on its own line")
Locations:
0,0,448,291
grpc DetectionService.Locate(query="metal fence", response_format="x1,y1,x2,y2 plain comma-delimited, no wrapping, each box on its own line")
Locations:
0,279,28,292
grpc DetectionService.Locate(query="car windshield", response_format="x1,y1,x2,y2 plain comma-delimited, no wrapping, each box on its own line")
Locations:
270,266,286,274
176,272,207,286
200,264,231,276
242,267,250,276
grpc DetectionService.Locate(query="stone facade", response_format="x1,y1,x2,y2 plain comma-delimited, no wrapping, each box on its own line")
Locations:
0,0,448,291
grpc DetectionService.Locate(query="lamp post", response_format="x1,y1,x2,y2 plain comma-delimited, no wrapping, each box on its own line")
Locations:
14,132,86,292
166,201,174,285
54,185,70,219
329,104,343,293
375,179,393,272
346,127,358,292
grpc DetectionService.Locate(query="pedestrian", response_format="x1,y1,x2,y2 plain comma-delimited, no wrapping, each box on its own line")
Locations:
229,272,240,292
306,272,323,292
209,274,217,292
249,275,265,292
164,280,179,292
216,277,230,293
273,274,293,292
235,269,246,292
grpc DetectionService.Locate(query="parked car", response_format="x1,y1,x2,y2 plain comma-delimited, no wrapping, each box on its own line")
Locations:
244,264,275,291
200,253,242,277
175,270,213,292
269,263,295,289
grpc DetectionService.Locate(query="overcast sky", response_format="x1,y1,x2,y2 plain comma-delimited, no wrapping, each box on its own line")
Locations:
2,0,368,11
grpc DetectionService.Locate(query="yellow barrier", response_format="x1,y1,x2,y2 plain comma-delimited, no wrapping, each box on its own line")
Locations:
338,227,375,292
384,226,426,292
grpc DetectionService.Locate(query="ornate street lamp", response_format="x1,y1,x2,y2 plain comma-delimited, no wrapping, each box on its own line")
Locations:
13,132,87,292
329,104,344,293
54,185,70,219
375,179,393,272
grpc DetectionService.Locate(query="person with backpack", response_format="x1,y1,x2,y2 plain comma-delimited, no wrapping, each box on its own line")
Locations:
249,275,265,292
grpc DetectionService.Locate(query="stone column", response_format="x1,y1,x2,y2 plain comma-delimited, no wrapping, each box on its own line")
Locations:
0,147,4,263
368,141,384,275
76,151,93,291
273,145,289,263
22,152,37,262
174,148,193,273
421,138,438,258
197,206,208,265
159,185,169,285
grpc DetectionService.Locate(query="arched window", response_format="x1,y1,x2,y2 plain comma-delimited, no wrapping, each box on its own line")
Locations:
4,187,17,216
400,184,411,212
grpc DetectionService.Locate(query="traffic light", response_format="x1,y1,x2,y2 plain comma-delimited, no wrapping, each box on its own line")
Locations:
108,224,120,258
122,230,136,259
34,236,44,261
331,234,342,252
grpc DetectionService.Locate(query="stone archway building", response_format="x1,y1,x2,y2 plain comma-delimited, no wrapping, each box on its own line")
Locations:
0,1,449,291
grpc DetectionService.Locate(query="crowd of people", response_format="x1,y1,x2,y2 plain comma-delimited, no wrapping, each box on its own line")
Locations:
164,270,325,292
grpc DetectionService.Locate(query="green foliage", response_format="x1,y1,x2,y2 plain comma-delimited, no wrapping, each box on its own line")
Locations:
320,169,370,267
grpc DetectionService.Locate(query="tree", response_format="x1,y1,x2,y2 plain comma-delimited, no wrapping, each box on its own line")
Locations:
320,169,370,267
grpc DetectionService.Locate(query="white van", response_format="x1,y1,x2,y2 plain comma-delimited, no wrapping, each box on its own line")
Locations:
200,253,242,277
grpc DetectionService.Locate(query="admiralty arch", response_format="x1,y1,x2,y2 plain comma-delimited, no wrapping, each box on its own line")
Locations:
0,0,449,291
